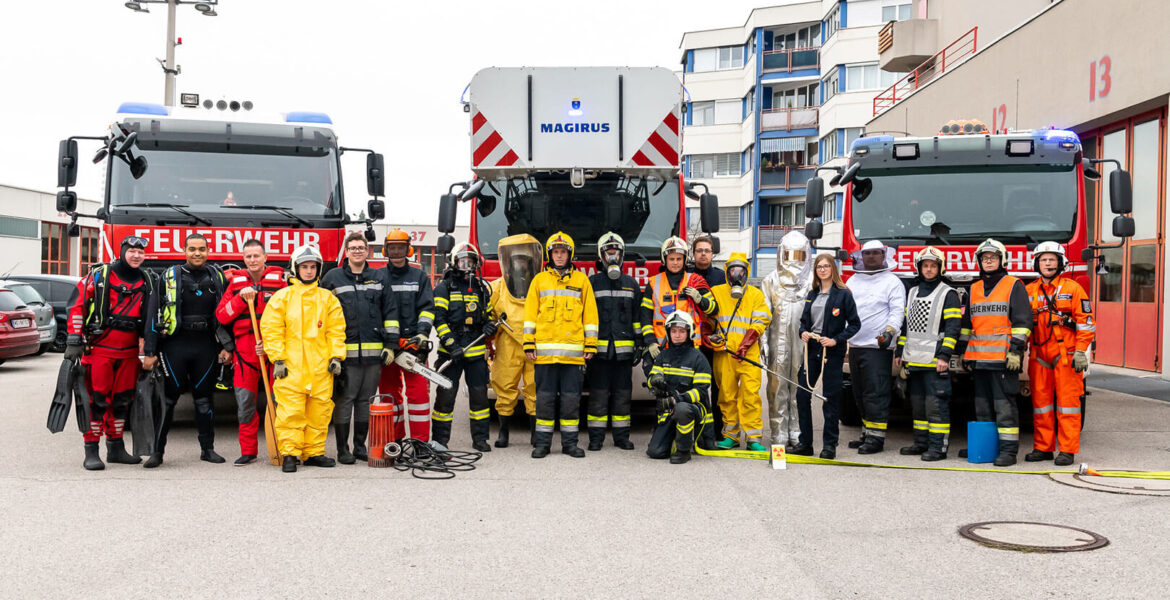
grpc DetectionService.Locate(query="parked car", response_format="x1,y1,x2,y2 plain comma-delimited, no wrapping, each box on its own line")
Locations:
2,274,79,352
0,280,56,355
0,288,40,365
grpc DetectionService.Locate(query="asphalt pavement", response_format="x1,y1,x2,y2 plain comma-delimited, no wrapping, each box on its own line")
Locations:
3,352,1169,599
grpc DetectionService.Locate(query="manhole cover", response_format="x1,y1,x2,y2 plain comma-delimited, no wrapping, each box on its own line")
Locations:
1048,472,1170,496
959,521,1109,553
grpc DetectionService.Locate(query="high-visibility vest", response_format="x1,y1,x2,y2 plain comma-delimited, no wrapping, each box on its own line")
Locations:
650,272,703,344
963,275,1019,368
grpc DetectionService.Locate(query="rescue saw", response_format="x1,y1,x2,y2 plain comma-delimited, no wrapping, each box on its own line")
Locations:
394,351,453,390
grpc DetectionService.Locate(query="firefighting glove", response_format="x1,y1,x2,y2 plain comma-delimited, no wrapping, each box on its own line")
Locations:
64,343,84,361
328,358,343,375
273,360,289,379
1005,351,1023,372
682,286,703,304
898,365,909,380
646,343,661,360
647,373,667,395
482,321,498,338
381,348,396,366
447,345,465,361
877,326,897,349
1073,350,1089,373
657,392,677,414
408,333,429,349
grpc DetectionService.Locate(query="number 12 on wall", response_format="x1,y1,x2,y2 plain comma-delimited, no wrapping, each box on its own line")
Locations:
1090,56,1111,101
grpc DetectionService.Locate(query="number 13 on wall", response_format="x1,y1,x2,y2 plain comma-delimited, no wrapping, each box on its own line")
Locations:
1090,56,1111,101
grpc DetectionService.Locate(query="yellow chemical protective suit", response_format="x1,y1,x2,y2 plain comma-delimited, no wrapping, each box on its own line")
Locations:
261,277,346,458
490,277,536,415
710,253,771,443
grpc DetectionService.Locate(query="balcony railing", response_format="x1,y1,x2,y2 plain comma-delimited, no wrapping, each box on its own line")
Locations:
761,46,820,73
873,26,977,116
759,165,818,190
758,224,802,246
761,106,819,131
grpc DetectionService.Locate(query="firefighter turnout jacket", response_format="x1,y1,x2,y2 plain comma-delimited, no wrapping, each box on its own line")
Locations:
523,266,599,365
321,263,399,363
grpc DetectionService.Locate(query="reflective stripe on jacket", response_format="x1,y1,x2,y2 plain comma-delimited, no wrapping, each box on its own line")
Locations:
522,267,598,365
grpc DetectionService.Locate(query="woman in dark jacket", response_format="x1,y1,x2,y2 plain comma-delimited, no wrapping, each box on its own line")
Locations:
792,253,861,459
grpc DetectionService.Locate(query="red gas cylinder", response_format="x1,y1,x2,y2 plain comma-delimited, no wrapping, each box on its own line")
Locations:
368,395,402,468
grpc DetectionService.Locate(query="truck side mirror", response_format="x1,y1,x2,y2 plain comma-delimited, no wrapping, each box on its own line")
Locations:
1112,215,1135,238
366,153,385,198
56,191,78,213
805,220,823,241
805,178,824,218
67,222,81,238
364,227,377,242
838,162,861,185
699,193,719,233
436,234,455,255
367,199,385,221
462,180,485,201
58,140,78,188
852,177,873,202
129,155,148,180
1109,169,1132,214
476,195,496,218
707,235,721,255
437,193,458,233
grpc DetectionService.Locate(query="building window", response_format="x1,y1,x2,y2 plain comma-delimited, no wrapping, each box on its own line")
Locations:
821,131,838,160
740,202,753,229
0,216,39,239
882,3,912,22
693,99,743,126
718,45,745,70
771,82,819,108
844,127,864,153
694,45,745,72
80,226,100,273
824,194,838,223
692,101,715,125
41,222,70,275
846,63,901,91
773,24,822,50
768,202,807,227
822,69,840,102
718,206,741,231
689,153,742,178
824,3,841,40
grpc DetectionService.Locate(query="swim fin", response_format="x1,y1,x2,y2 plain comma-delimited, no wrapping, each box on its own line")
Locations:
130,369,159,457
71,361,92,433
46,358,75,434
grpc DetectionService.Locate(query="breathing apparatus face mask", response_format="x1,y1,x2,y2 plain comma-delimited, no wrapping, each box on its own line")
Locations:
602,247,624,280
501,244,540,299
728,266,748,298
455,255,477,274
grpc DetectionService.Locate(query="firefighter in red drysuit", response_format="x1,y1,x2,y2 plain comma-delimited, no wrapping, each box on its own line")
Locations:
215,239,287,466
64,235,157,471
1025,242,1094,467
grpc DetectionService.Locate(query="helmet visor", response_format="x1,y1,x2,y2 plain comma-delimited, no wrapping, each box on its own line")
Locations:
500,241,542,298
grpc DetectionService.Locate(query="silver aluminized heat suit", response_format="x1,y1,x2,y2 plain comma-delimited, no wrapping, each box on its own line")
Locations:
760,230,813,446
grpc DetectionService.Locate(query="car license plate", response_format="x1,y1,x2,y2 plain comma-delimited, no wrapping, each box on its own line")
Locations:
12,319,31,329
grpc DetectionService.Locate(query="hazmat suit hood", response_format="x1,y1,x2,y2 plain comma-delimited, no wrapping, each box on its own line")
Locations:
850,239,896,274
498,233,542,299
723,252,751,299
776,230,812,289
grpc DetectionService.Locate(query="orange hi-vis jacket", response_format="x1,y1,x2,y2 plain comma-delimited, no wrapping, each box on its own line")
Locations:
961,274,1031,369
1026,275,1094,365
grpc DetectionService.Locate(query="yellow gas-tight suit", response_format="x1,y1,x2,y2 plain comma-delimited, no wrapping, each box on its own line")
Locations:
261,277,346,458
710,253,771,443
490,277,536,416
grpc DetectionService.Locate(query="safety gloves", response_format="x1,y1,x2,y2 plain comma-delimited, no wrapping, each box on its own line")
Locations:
736,329,760,357
1005,351,1023,372
682,286,703,304
328,358,342,375
482,321,498,338
1073,350,1089,373
273,360,289,379
381,348,396,366
646,342,661,360
408,333,428,349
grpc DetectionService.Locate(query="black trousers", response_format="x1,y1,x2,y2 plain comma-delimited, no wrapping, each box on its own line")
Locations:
646,401,705,459
157,332,219,453
849,347,893,443
973,369,1020,456
700,345,723,441
797,344,844,449
432,356,491,445
586,358,633,444
534,363,584,448
908,369,952,453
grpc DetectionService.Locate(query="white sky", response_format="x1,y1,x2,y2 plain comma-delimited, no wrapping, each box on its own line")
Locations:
0,0,773,224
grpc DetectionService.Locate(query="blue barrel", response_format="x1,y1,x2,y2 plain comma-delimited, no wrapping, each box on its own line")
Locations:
967,421,998,463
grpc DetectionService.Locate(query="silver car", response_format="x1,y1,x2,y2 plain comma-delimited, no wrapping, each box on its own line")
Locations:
0,280,56,355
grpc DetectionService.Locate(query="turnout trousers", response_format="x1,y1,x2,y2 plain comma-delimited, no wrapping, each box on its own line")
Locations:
973,369,1020,456
907,369,952,454
533,363,583,449
646,401,707,459
586,358,633,446
432,356,491,445
848,347,893,444
379,359,431,442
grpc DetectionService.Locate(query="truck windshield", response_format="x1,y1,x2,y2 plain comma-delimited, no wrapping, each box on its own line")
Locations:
474,173,680,258
109,147,342,220
851,164,1078,245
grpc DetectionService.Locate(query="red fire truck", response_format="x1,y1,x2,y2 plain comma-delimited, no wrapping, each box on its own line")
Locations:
55,102,386,271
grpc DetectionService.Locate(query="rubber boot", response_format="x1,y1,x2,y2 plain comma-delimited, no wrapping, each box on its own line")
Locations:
143,453,164,469
494,414,511,448
900,431,929,455
716,437,739,450
532,446,550,459
335,423,355,465
1025,449,1055,462
282,455,298,473
921,432,948,461
1054,452,1075,467
746,441,768,452
304,455,336,468
83,441,105,471
587,428,605,452
847,434,867,449
669,450,691,464
562,445,585,458
106,438,142,464
858,439,885,455
473,440,492,452
201,448,226,464
993,452,1017,467
612,427,635,450
353,421,369,462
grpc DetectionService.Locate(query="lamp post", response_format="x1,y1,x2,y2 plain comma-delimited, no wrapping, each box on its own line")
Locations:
124,0,219,107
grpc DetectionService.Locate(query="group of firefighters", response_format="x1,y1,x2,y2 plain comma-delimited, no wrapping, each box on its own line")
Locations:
61,225,1093,471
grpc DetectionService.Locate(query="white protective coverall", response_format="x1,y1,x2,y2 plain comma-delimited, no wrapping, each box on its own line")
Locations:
760,230,813,446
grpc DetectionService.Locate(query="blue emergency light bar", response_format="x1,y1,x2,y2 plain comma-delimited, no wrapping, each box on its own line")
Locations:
116,102,169,116
286,111,333,124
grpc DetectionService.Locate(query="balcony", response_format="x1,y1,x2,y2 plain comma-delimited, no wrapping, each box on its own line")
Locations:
760,106,819,132
758,224,802,247
759,165,817,190
877,19,939,73
874,27,978,116
761,47,820,73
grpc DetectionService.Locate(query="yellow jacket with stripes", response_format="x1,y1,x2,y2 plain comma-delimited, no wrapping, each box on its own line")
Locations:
523,267,599,365
708,283,770,352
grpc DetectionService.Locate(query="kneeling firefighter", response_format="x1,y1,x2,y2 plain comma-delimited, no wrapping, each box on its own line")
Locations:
894,247,961,461
585,232,642,451
645,312,713,464
710,253,771,451
431,243,495,452
261,245,347,473
488,234,541,448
